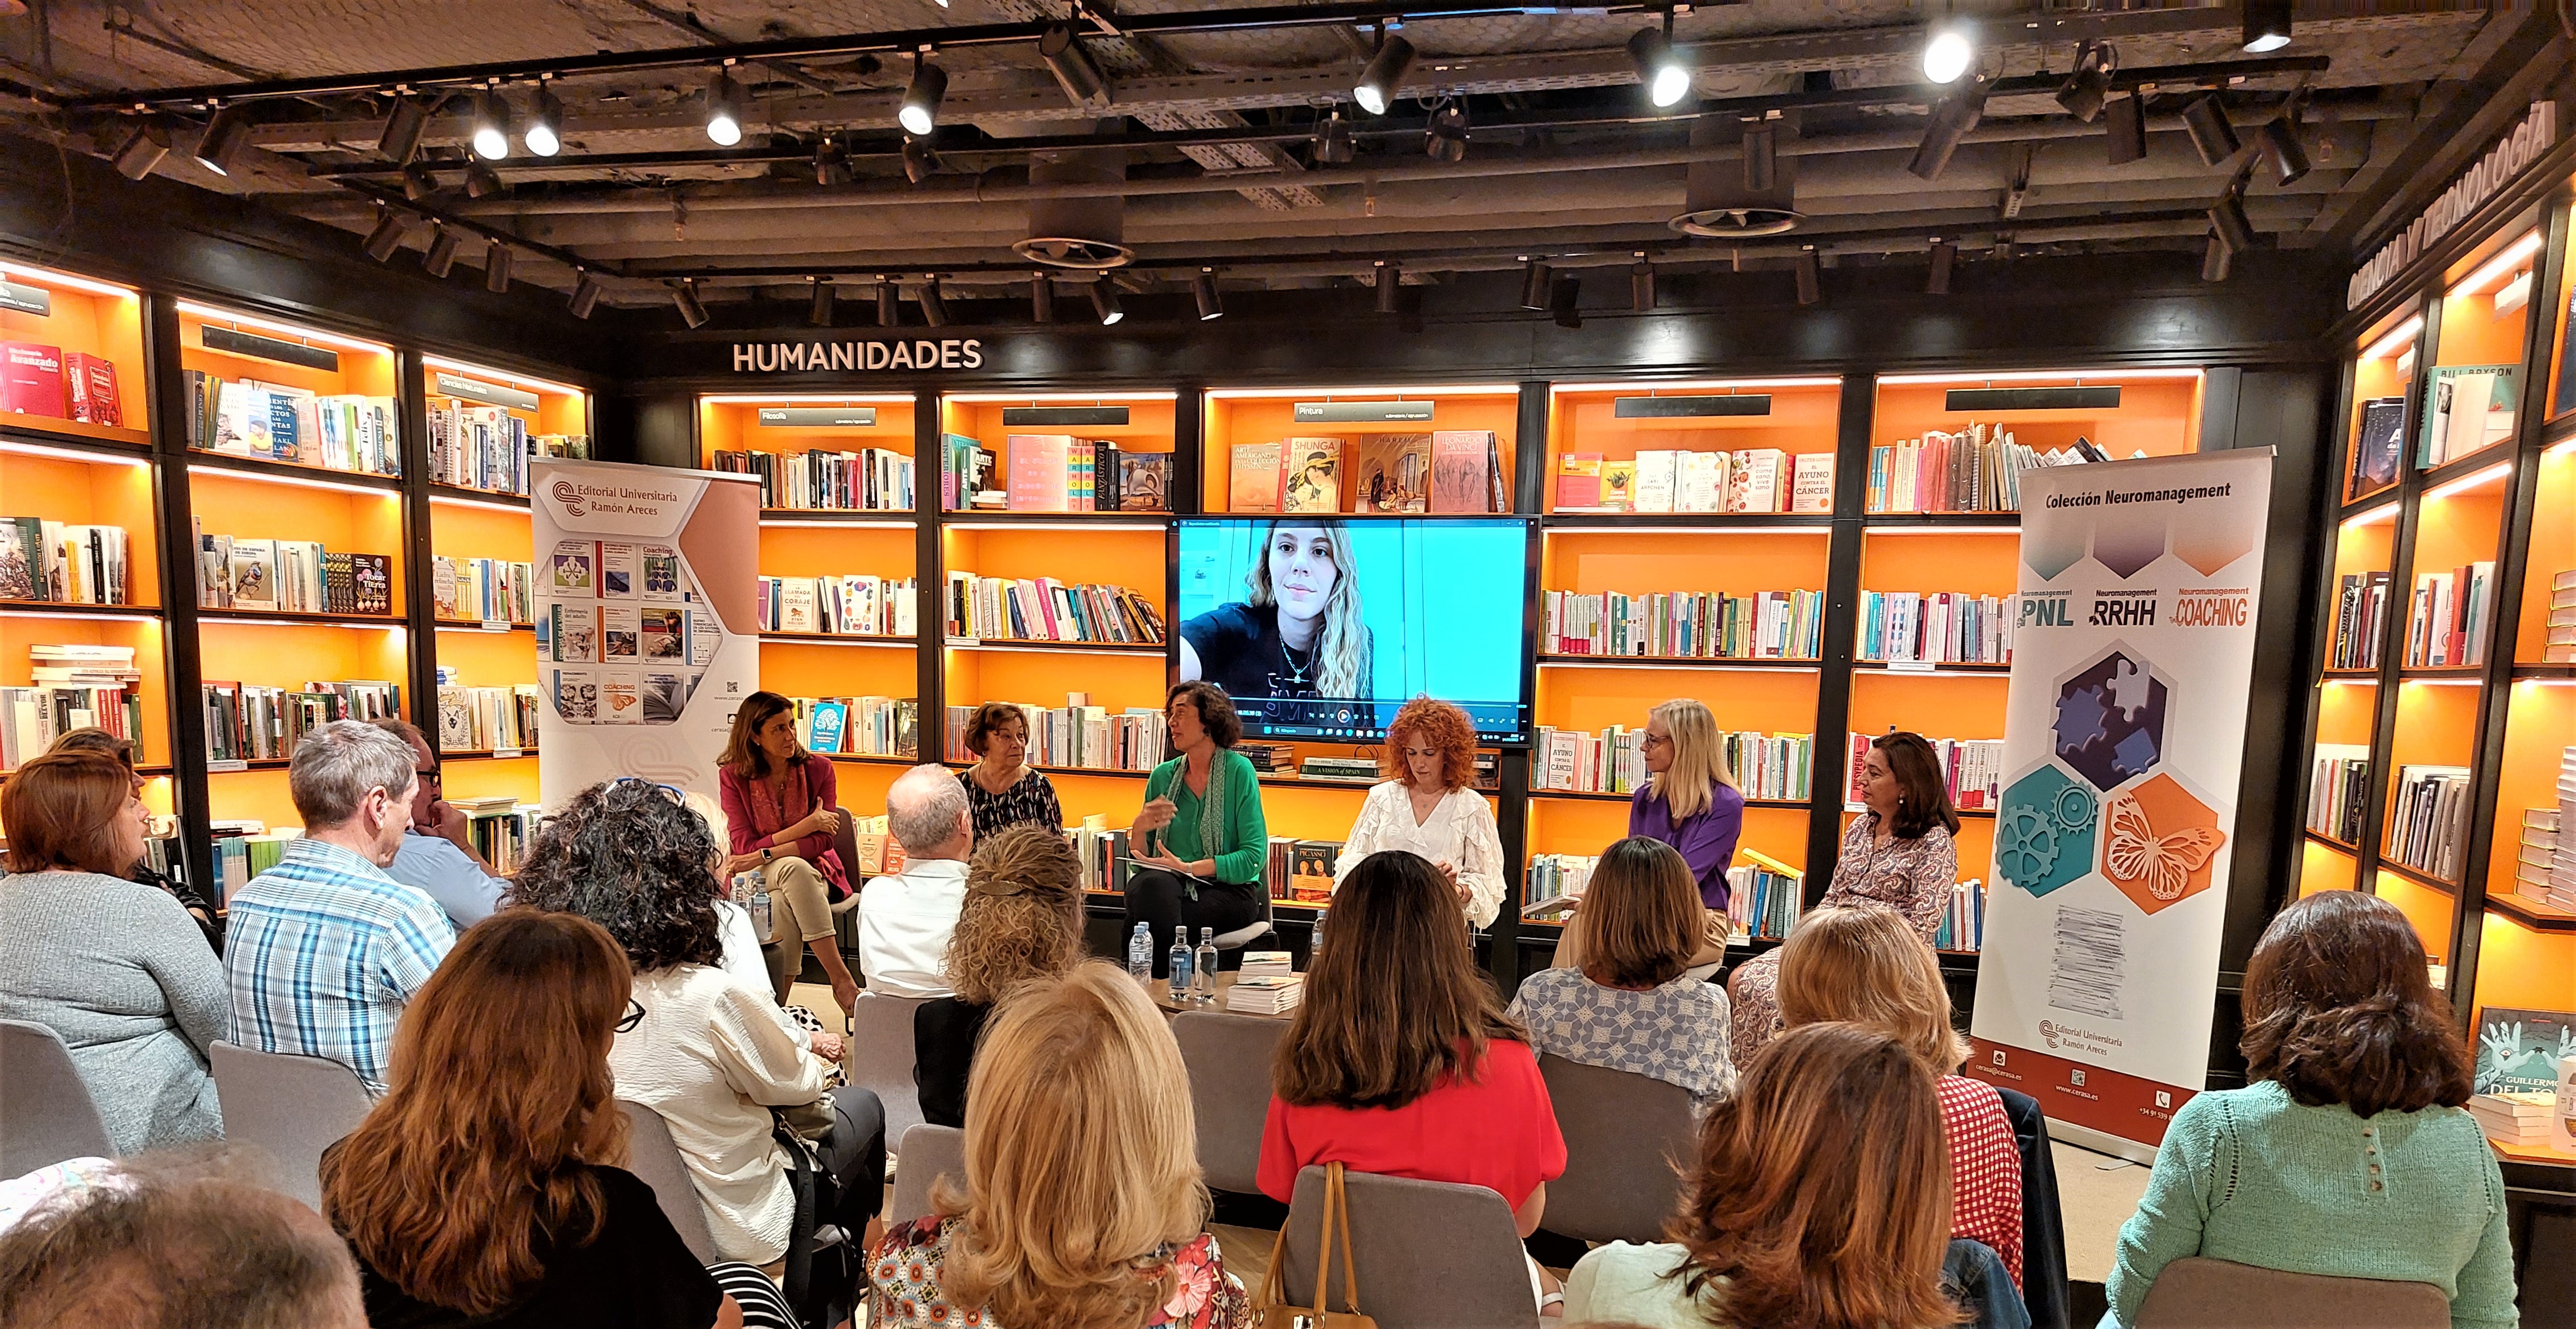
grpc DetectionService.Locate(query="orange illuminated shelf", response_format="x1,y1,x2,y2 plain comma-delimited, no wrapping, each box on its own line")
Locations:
762,631,913,645
0,601,159,619
1540,513,1829,530
1859,513,2024,528
2398,668,2489,681
2,762,171,781
0,417,151,449
2485,893,2576,932
2338,494,2402,522
2321,668,2382,679
2377,859,2461,895
943,638,1166,656
1533,788,1809,810
444,749,538,761
941,512,1169,528
2418,440,2515,488
204,757,294,772
196,607,404,628
435,618,533,632
2489,1137,2576,1167
942,760,1152,781
185,450,403,493
428,484,530,508
761,508,913,522
2304,829,2361,855
1851,660,2012,674
1537,654,1819,671
2514,664,2576,680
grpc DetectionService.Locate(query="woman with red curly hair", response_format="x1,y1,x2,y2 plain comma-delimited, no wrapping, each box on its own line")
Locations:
1332,696,1504,927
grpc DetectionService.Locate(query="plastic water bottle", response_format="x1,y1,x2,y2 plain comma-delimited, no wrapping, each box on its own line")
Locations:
1127,922,1153,984
1310,907,1327,960
749,889,775,945
1192,927,1219,1004
1167,932,1194,997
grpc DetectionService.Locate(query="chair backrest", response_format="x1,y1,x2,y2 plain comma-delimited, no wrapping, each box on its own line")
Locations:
848,991,931,1146
2131,1258,2452,1329
830,806,860,884
208,1041,374,1210
1534,1053,1696,1244
889,1122,966,1225
1275,1165,1537,1329
620,1099,720,1263
0,1020,116,1176
1171,1010,1288,1194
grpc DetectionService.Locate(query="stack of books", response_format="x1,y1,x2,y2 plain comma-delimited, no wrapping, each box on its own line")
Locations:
2404,561,2496,668
944,575,1165,645
1226,973,1306,1015
2420,365,2516,466
1554,447,1827,515
183,371,400,475
1522,853,1598,916
1845,733,2003,811
2307,746,2371,844
1932,879,1987,952
0,517,129,604
2555,748,2576,909
1240,951,1294,979
2467,1092,2557,1146
1295,756,1379,783
2516,807,2560,904
1234,742,1298,773
3,645,145,766
2385,764,2475,880
201,680,400,762
2546,571,2576,663
435,675,542,753
758,575,918,637
1004,435,1172,513
1533,726,1813,802
941,695,1164,771
1263,838,1342,903
1725,849,1805,941
434,556,534,624
2331,572,2392,669
196,526,392,616
710,445,914,512
1866,426,2110,514
1856,591,2015,665
1238,434,1500,515
788,694,919,760
1542,588,1824,660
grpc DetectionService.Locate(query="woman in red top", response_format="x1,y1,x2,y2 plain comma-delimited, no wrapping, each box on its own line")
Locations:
1776,905,2023,1289
1259,849,1567,1312
715,690,860,1015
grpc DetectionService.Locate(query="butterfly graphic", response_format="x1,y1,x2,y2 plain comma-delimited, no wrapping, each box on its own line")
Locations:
2103,796,2225,902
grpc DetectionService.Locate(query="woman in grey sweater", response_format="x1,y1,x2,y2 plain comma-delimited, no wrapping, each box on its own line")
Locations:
0,750,228,1152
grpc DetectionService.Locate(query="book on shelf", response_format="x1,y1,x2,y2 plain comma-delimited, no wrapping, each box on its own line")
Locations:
1790,453,1835,514
210,827,299,906
942,432,1006,511
1600,460,1636,509
1865,423,2118,514
2468,1092,2558,1142
435,676,542,753
1559,447,1805,515
2385,763,2474,880
3,646,146,768
1356,434,1431,513
711,445,914,512
0,517,128,605
1532,725,1811,802
1429,431,1499,513
1554,452,1601,509
1543,588,1824,660
2515,806,2561,903
2403,562,2496,668
2421,364,2517,468
434,556,536,624
1068,815,1123,892
2546,569,2576,664
2349,395,2405,495
1006,434,1090,513
1229,441,1285,513
944,575,1165,645
1115,451,1171,513
201,679,401,762
941,695,1167,771
62,352,120,426
193,523,391,616
785,694,918,760
1932,878,1987,952
1856,591,2014,665
1525,853,1597,916
1283,438,1345,514
1,341,66,418
757,575,916,637
2306,746,2370,844
183,371,400,475
2331,571,2392,670
1284,841,1341,902
427,401,574,496
1726,849,1808,942
2472,1006,2571,1096
1847,733,2003,810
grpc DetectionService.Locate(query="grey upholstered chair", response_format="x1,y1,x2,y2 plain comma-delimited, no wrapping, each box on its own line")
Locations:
848,991,929,1147
1534,1052,1697,1244
2130,1258,2451,1329
620,1099,720,1262
888,1122,965,1225
1171,1009,1289,1193
0,1019,115,1176
208,1041,373,1209
1275,1165,1539,1329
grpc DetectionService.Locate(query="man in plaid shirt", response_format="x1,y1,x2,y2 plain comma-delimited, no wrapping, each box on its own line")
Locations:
224,721,456,1094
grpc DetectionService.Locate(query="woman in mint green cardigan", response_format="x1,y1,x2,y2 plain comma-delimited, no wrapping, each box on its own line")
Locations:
2107,891,2516,1329
1124,680,1269,980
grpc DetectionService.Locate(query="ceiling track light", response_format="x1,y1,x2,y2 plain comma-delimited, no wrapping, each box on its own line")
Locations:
1626,22,1691,110
1090,278,1124,325
1922,20,1975,85
673,279,709,329
1906,77,1987,182
705,69,745,147
810,276,834,327
1313,106,1355,165
569,269,602,319
1518,256,1552,311
2201,230,2233,282
902,137,938,186
918,276,950,327
1031,273,1055,323
422,223,461,279
2258,116,2310,187
1549,275,1582,329
193,104,251,177
2054,41,2113,124
2103,90,2148,166
877,276,898,327
523,85,563,158
1630,252,1656,312
899,53,947,138
465,158,505,199
1039,23,1108,108
814,136,849,187
1194,267,1225,321
1424,98,1468,163
1355,32,1416,116
2242,0,2292,52
1795,246,1821,306
1374,260,1400,314
1742,116,1776,191
361,207,406,262
2209,187,2257,255
111,119,171,180
470,89,511,160
1927,237,1955,295
483,241,512,294
401,162,439,201
376,95,428,165
2181,93,2241,167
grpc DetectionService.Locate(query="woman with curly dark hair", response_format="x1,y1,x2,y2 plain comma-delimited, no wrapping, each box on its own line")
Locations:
913,824,1086,1128
508,779,885,1275
2106,890,2514,1328
1124,681,1270,979
1330,695,1503,927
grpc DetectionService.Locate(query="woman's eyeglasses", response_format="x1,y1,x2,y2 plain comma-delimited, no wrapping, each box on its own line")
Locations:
611,776,688,802
616,998,647,1033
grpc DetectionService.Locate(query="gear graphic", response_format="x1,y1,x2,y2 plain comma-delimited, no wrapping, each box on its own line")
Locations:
1998,805,2061,884
2053,783,2099,833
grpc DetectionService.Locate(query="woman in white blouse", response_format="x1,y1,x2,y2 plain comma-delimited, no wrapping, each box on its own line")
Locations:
1335,696,1505,928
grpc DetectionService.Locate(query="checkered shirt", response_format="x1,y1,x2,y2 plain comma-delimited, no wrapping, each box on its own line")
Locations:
223,838,455,1094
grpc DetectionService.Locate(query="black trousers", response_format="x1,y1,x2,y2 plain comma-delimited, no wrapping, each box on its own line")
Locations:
819,1084,886,1232
1123,867,1266,978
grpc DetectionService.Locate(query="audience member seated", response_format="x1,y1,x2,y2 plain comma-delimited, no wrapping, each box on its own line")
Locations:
0,750,228,1152
2106,891,2516,1329
45,728,220,950
1508,837,1736,1112
718,691,862,1015
1563,1022,1960,1329
858,764,977,1000
1776,906,2022,1289
1259,850,1567,1312
870,962,1251,1329
509,779,885,1273
916,825,1085,1130
324,910,789,1329
224,720,456,1095
372,720,508,932
954,701,1065,843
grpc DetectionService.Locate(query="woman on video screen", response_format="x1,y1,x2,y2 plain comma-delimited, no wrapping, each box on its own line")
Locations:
1178,522,1375,727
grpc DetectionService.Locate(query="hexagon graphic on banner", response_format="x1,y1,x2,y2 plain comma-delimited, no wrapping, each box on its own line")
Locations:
2050,648,2169,792
2101,772,2227,915
1995,762,2098,898
2091,505,2168,580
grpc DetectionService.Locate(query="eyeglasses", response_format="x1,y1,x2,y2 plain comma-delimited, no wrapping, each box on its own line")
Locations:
1639,733,1672,749
612,776,686,802
616,998,646,1033
415,765,444,783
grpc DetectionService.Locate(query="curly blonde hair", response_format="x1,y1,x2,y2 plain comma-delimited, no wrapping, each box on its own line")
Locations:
944,825,1085,1005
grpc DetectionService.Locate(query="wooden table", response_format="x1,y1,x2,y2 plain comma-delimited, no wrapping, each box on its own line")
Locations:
1148,972,1296,1020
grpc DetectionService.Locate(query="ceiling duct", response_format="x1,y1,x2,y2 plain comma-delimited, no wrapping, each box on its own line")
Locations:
1669,114,1801,238
1013,142,1134,271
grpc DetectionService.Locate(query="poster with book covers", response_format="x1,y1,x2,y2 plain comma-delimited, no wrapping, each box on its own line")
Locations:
532,459,758,802
1966,450,2276,1158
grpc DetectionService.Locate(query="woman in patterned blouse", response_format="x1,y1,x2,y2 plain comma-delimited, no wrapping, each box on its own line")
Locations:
1726,729,1958,1062
868,961,1251,1329
955,702,1065,843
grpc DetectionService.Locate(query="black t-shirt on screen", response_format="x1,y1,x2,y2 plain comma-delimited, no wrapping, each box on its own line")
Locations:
1182,601,1356,731
354,1165,724,1329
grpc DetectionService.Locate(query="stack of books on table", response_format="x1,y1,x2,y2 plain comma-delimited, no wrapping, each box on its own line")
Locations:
1226,973,1306,1015
2548,571,2576,663
2467,1092,2558,1146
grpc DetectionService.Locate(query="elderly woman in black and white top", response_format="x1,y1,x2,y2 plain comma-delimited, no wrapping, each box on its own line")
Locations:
953,702,1065,843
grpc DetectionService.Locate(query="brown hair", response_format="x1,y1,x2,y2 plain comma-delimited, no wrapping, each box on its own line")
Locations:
1380,695,1478,791
369,717,430,751
1272,850,1524,1109
963,701,1031,759
322,911,632,1316
1574,838,1705,990
1775,906,1969,1072
2239,890,2472,1116
718,689,804,779
1874,732,1961,839
946,825,1087,1005
1165,680,1242,749
46,726,136,770
1,750,137,877
1671,1022,1964,1329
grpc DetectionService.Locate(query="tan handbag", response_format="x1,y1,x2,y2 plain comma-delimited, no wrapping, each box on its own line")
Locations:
1254,1161,1377,1329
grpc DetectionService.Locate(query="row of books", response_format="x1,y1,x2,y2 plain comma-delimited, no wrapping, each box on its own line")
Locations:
2421,365,2516,468
1541,589,1825,661
1,342,121,424
939,695,1169,772
1556,448,1830,515
2306,746,2370,845
434,676,542,754
2545,569,2576,664
787,694,921,760
1262,837,1344,903
1,646,147,768
202,679,401,763
1844,732,2005,811
540,602,700,666
943,575,1166,646
1238,434,1504,515
2405,561,2497,669
460,800,542,875
1004,435,1172,513
757,575,918,637
1857,591,2015,666
1727,850,1808,941
0,518,129,605
2331,571,2392,670
710,446,917,513
210,825,297,906
196,525,393,616
433,556,535,625
1532,725,1814,802
1864,425,2111,514
2385,763,2474,882
183,371,401,475
1931,879,1988,953
427,401,585,495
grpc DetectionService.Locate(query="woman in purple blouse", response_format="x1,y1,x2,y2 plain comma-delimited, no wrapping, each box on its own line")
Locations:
1618,698,1744,970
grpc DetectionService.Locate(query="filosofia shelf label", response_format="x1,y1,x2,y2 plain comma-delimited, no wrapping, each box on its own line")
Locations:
730,338,985,373
434,372,542,412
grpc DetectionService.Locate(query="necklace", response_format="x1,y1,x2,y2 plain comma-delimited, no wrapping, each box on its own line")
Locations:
1277,640,1314,687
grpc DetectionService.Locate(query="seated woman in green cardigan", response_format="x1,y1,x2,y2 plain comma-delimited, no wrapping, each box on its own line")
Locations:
2106,889,2517,1329
1124,680,1269,980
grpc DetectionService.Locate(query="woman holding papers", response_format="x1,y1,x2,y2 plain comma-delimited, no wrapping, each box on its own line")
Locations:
1124,681,1270,979
1332,695,1504,928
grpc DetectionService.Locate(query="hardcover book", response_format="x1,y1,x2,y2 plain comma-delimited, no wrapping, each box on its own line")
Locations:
0,342,65,419
62,353,119,426
1430,432,1495,513
2473,1006,2572,1095
0,518,38,600
2350,395,2405,494
1116,451,1172,512
1229,442,1284,513
1791,452,1836,514
228,539,277,611
1554,452,1603,509
350,554,392,616
1356,434,1431,513
1007,434,1075,513
1283,438,1345,514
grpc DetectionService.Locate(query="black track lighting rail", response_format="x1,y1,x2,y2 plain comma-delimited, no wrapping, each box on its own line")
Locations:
333,179,625,277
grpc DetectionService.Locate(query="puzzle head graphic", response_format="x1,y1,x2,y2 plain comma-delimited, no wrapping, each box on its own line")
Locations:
2052,649,2169,792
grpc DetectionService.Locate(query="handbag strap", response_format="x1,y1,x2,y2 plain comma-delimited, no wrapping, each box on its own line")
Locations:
1310,1163,1337,1316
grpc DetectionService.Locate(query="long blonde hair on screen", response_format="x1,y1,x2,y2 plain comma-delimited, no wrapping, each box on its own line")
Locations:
1648,698,1737,821
1245,521,1374,698
936,962,1209,1329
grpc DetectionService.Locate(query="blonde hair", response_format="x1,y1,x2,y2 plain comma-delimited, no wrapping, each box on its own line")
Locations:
1648,698,1737,821
945,826,1085,1005
936,962,1208,1329
1775,906,1970,1072
1245,522,1374,699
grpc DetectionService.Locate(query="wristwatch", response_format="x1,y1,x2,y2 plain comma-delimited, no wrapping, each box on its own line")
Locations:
762,846,773,861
